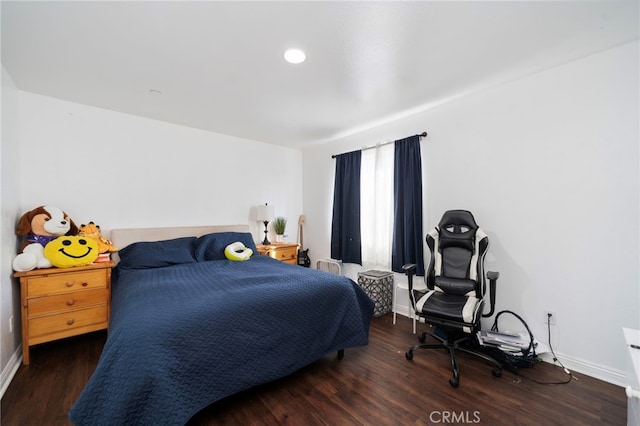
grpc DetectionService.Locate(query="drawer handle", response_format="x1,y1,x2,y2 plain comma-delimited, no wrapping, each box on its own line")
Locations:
81,282,88,287
66,319,75,326
65,281,75,287
66,299,75,306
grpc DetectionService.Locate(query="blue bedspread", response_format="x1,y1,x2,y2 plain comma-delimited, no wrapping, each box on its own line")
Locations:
69,256,374,425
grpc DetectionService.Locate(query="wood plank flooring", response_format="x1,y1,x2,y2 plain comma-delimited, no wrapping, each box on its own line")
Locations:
1,315,627,425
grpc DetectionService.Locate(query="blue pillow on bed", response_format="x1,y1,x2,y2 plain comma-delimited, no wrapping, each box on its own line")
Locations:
194,232,258,261
117,237,197,270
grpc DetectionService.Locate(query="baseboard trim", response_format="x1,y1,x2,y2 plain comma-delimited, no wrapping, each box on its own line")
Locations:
539,351,626,387
0,344,22,399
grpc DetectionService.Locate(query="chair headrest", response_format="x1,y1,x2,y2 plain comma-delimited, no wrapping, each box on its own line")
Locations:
437,210,479,251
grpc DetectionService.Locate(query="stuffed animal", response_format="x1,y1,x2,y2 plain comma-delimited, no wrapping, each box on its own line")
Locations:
44,236,99,268
12,205,78,272
78,222,118,253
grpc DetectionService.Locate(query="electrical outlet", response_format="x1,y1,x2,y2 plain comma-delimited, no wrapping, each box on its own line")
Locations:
544,310,556,326
9,315,14,333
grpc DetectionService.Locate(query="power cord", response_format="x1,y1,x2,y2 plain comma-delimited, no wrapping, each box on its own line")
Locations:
507,313,573,385
544,313,575,383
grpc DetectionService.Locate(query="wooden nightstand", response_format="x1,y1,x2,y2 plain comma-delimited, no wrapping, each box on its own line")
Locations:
14,261,114,365
256,243,299,265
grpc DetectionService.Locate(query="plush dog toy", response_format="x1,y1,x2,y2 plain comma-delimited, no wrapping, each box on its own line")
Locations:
12,205,78,272
78,222,118,254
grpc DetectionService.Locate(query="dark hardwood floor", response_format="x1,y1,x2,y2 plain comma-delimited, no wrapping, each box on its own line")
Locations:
2,315,627,425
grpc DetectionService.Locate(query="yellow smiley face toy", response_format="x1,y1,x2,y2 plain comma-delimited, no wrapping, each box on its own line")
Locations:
44,236,99,268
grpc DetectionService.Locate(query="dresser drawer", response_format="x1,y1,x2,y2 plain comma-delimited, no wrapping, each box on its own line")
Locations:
28,305,108,338
28,288,109,316
26,270,107,297
268,247,297,262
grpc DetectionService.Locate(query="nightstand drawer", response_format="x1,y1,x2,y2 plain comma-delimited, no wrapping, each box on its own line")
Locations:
272,247,297,262
28,288,109,316
28,305,108,338
26,270,107,297
257,243,299,265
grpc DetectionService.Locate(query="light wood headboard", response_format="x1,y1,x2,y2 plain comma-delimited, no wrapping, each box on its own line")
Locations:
110,224,250,253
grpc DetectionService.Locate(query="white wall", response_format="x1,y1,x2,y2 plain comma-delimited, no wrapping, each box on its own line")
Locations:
1,66,23,397
17,91,302,239
302,41,639,385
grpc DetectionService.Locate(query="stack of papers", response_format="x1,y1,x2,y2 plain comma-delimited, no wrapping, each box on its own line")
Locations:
477,330,531,353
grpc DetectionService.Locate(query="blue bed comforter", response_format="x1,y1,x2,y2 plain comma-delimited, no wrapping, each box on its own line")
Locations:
69,255,374,425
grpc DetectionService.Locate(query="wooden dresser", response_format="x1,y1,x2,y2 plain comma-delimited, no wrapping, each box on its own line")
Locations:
256,243,299,265
14,262,113,365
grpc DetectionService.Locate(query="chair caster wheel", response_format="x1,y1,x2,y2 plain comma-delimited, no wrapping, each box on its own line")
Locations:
449,377,459,388
418,333,426,343
492,368,502,378
405,351,413,360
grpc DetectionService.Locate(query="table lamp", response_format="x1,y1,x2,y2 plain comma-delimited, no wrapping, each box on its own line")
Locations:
256,203,274,245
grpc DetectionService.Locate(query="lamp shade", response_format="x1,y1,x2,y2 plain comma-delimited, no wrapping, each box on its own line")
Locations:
256,204,274,222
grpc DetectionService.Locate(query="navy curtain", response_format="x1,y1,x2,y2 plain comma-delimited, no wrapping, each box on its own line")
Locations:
392,135,424,276
331,150,362,264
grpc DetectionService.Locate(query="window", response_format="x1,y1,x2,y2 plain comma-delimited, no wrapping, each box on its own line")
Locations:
361,143,394,269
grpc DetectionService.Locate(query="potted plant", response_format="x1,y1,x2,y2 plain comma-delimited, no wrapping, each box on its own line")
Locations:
273,217,287,242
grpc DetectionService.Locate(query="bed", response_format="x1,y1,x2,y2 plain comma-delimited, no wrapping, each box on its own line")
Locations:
68,225,374,425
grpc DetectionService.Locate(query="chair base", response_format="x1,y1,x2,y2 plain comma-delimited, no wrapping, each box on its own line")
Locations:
405,329,502,388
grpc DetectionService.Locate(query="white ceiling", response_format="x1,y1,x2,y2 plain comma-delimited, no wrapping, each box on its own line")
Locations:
2,1,638,149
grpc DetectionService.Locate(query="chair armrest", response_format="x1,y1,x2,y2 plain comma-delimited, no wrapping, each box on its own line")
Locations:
482,271,499,318
402,264,417,292
402,263,417,276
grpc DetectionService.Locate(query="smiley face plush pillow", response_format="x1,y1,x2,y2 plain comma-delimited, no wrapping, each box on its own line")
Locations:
44,236,99,267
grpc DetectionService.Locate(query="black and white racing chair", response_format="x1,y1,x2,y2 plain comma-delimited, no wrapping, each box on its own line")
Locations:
403,210,502,387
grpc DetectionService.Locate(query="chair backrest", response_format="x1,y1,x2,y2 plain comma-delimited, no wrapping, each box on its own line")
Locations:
425,210,489,298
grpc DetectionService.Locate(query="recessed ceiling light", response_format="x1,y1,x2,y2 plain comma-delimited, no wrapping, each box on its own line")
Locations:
284,49,306,64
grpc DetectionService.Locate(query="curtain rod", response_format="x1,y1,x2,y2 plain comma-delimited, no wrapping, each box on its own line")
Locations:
331,132,427,159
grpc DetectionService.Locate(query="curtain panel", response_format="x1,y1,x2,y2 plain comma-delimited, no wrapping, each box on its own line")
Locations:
392,135,425,276
330,150,362,264
361,143,394,269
